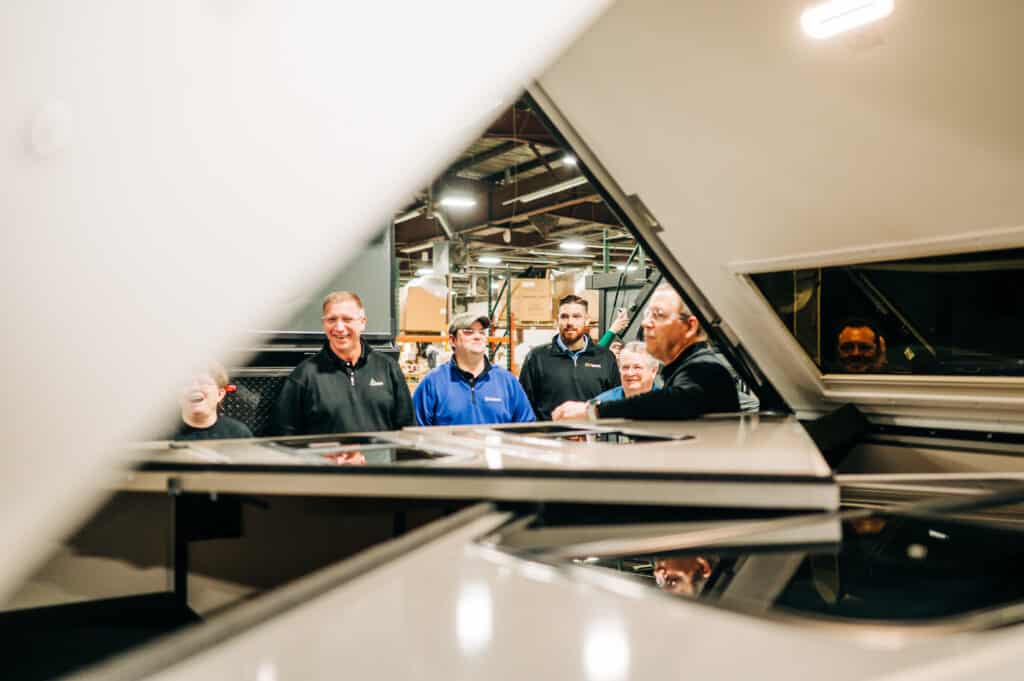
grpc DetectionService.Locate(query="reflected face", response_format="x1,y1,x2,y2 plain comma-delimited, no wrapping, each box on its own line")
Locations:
181,374,224,421
558,303,588,345
618,350,657,398
838,326,881,373
451,322,488,357
322,300,366,358
324,450,367,465
653,557,712,597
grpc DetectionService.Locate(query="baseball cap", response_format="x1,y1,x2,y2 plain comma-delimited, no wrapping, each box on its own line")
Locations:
448,312,491,336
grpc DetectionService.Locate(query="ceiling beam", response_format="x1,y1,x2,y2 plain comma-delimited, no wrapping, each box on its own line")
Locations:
481,148,563,184
483,107,556,146
445,141,521,177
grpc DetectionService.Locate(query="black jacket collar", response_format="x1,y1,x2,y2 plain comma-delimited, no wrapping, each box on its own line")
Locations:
322,338,372,369
450,356,491,384
661,340,710,377
548,333,594,356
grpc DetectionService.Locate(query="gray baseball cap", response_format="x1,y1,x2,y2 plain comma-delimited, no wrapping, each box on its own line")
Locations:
448,311,491,336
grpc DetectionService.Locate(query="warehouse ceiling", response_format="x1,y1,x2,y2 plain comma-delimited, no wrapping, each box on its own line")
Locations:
394,97,639,294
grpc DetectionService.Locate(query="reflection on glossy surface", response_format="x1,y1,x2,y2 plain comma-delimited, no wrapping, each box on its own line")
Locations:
456,581,493,656
323,451,367,466
583,619,630,681
653,556,714,597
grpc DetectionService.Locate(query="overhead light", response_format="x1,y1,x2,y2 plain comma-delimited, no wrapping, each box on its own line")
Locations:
439,195,477,209
501,176,589,205
562,154,577,166
479,255,502,265
616,264,639,272
800,0,893,39
415,267,433,276
559,240,586,252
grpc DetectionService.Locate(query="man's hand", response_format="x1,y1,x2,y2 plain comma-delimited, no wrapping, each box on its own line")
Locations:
552,400,588,421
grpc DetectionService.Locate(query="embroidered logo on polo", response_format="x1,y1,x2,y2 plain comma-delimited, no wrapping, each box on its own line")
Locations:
483,396,502,403
369,378,385,386
584,362,603,369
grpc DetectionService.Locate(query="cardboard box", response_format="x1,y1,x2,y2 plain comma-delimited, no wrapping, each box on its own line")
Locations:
550,271,600,322
493,277,553,323
401,286,447,333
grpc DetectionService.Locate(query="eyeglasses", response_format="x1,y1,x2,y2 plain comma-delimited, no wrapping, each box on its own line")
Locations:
322,315,364,326
642,306,683,324
456,328,487,337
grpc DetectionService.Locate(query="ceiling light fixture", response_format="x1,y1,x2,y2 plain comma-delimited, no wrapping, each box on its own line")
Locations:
478,255,502,265
800,0,893,39
415,267,433,276
616,264,639,272
559,240,586,252
501,176,589,205
439,195,477,209
562,154,577,166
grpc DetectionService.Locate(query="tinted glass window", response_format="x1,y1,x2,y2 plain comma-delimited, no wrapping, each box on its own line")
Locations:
750,248,1024,375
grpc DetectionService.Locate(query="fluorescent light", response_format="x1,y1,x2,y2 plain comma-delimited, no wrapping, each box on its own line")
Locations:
562,154,577,166
415,267,433,276
616,264,639,272
501,176,589,205
439,195,477,208
800,0,893,40
479,255,502,265
559,240,586,252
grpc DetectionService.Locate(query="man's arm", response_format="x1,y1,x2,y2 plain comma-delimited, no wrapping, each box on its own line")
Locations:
412,374,435,426
268,377,305,436
390,360,415,428
597,379,706,421
517,350,542,419
507,375,537,423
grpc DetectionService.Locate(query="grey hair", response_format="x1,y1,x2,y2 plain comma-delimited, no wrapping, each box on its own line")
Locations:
620,341,660,369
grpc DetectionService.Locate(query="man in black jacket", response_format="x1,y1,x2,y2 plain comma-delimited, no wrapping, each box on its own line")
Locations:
589,284,739,421
519,294,620,421
269,291,413,435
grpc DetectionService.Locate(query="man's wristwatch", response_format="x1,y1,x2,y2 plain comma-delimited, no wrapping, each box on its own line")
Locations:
586,400,601,422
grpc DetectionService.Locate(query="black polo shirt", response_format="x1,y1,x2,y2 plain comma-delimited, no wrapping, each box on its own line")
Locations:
518,334,620,421
269,340,413,435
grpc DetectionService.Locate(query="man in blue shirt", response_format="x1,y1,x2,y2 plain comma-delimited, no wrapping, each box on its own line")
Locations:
552,341,659,419
413,312,535,426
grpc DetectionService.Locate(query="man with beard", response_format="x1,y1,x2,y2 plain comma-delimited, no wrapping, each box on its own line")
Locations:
836,318,887,373
585,284,739,421
518,294,619,421
269,290,414,435
413,312,535,426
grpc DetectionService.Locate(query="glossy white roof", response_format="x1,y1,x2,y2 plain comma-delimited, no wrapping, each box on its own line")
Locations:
73,510,1024,681
537,0,1024,429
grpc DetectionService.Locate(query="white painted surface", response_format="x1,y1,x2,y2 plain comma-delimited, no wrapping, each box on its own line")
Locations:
0,0,610,601
133,512,1019,681
537,0,1024,426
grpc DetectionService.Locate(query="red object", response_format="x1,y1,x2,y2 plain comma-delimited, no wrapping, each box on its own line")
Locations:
225,384,237,393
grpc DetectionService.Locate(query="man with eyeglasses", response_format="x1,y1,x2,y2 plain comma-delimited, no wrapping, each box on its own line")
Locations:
519,294,620,421
413,312,535,426
584,284,739,421
269,290,413,435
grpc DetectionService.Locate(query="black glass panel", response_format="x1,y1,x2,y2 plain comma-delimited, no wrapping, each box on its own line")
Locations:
559,501,1024,624
270,434,393,449
554,431,691,444
491,424,594,436
750,248,1024,376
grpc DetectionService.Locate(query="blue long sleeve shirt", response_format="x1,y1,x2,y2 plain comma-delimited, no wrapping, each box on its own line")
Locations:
413,359,536,427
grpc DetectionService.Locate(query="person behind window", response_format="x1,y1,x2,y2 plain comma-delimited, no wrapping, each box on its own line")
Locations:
575,284,739,421
174,363,253,440
836,317,887,373
551,341,659,420
518,294,620,421
269,290,413,435
413,312,535,426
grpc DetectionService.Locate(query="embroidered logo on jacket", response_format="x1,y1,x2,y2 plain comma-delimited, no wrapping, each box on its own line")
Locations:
584,362,603,369
369,378,385,386
483,396,502,403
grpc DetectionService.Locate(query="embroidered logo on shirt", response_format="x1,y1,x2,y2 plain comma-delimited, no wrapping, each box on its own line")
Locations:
483,396,502,403
584,362,603,369
369,378,385,386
